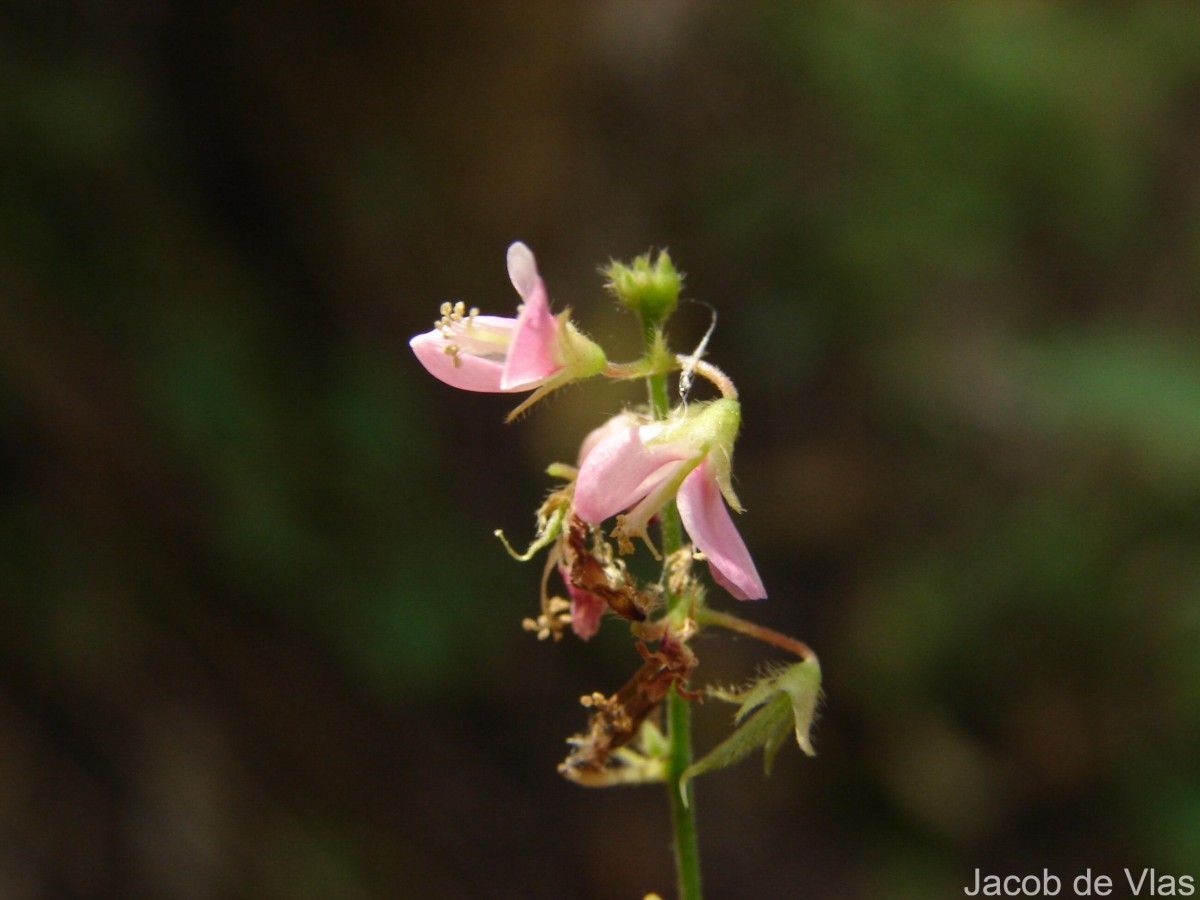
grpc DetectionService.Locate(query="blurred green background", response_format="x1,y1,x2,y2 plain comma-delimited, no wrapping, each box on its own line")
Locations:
4,1,1200,897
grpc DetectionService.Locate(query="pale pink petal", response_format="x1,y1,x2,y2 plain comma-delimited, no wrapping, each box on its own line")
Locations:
574,425,691,524
501,244,562,390
676,459,766,600
619,457,693,534
577,411,643,467
410,330,511,392
507,242,539,298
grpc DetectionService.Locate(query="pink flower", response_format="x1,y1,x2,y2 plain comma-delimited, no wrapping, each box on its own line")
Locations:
573,400,767,600
410,242,605,397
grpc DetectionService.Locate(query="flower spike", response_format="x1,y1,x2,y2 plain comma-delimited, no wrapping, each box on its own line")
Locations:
409,241,820,854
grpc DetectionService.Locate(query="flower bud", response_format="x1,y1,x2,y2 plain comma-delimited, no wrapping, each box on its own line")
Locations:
603,250,682,328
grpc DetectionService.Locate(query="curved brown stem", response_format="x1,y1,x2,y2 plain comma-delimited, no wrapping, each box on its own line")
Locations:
695,607,814,660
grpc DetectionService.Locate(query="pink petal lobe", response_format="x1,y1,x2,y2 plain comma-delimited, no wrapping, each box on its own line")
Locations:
501,246,562,390
409,330,508,392
507,242,539,298
577,412,641,467
676,459,767,600
573,425,690,525
559,565,605,641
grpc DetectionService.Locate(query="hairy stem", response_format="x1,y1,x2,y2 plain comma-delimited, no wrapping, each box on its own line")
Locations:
675,355,738,400
667,684,701,900
647,367,683,569
644,327,702,900
695,607,815,661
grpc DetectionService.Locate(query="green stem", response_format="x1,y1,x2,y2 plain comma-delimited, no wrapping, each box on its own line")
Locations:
644,322,702,900
667,687,702,900
646,364,683,572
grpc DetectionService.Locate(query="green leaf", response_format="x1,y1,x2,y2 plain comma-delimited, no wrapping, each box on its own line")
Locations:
682,692,793,795
681,657,822,795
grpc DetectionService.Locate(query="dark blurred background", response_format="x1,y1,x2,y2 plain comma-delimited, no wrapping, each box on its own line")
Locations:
4,1,1200,897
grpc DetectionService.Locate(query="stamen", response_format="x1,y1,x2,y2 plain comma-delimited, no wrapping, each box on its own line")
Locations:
436,301,472,337
613,515,661,559
522,608,570,642
666,546,697,596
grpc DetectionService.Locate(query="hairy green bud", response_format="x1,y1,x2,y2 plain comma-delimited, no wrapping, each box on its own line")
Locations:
603,250,682,328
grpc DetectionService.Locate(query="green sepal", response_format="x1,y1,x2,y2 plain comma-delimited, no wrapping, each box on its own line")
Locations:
502,314,606,423
558,315,608,379
495,503,566,562
645,398,744,511
545,462,577,481
636,717,669,759
776,655,822,756
761,716,793,775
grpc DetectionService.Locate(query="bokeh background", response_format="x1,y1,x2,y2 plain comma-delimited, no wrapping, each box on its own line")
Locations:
5,2,1200,897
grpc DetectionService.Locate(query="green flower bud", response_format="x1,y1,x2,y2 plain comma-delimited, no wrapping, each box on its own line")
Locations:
603,250,682,328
